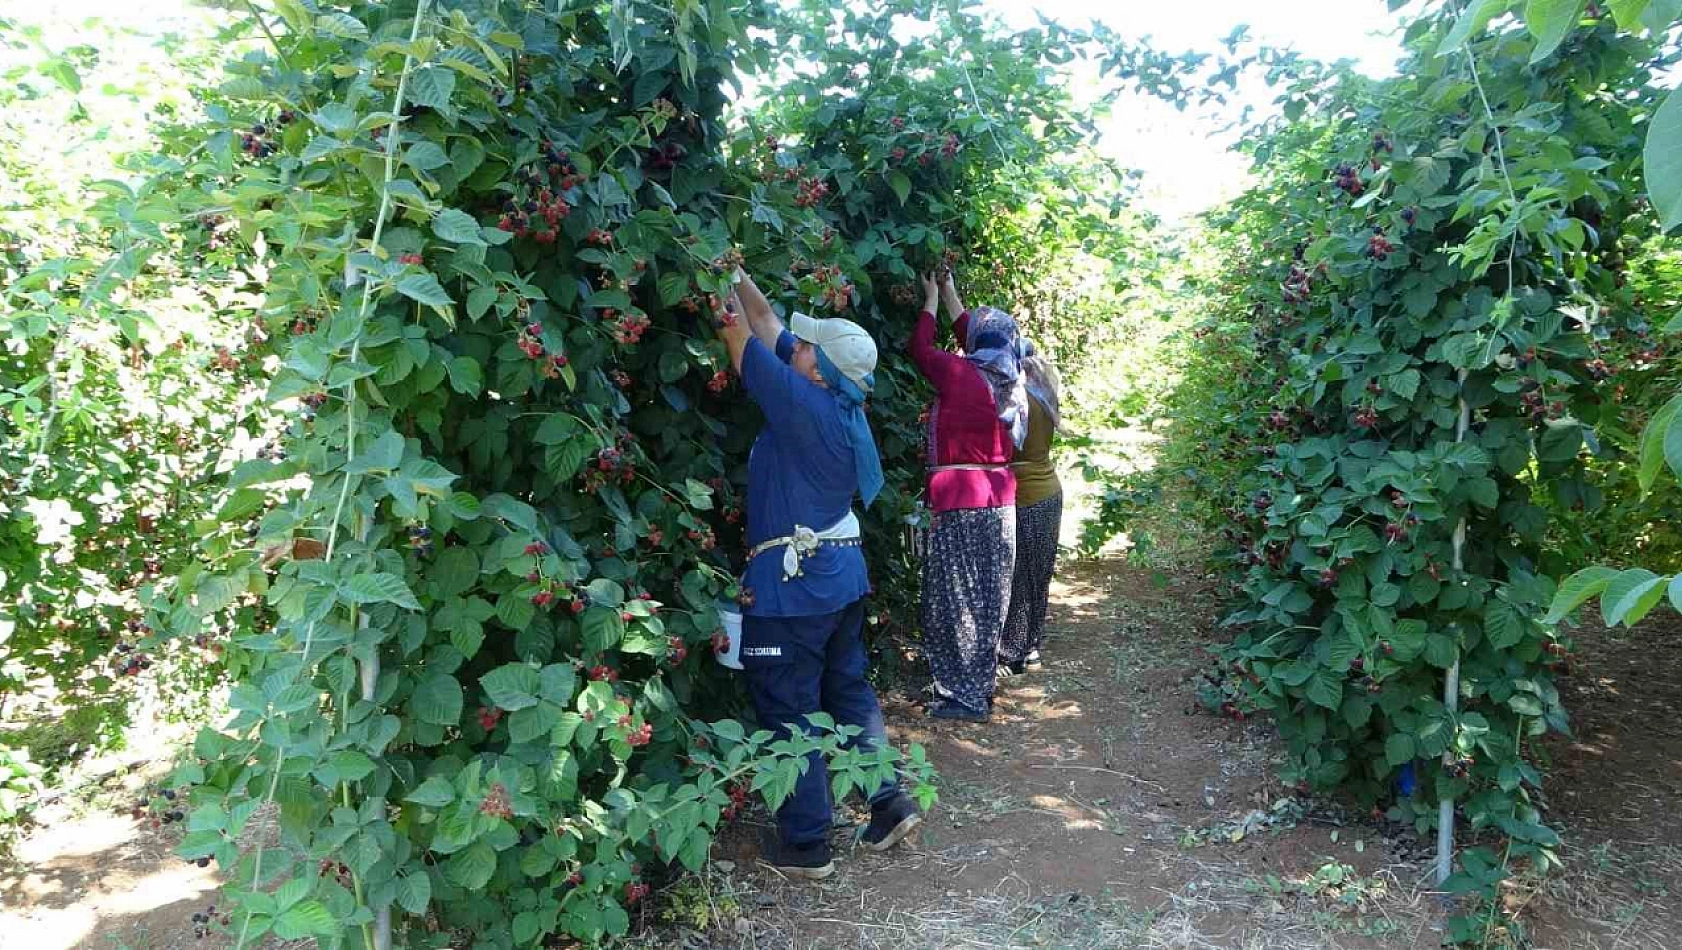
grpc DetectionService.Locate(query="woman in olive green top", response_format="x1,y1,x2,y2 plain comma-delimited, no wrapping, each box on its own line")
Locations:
999,340,1062,675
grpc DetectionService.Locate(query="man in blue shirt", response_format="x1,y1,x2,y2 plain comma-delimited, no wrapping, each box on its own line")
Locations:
714,270,923,879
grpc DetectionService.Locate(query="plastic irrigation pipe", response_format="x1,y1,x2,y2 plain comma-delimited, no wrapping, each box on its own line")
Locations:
1438,368,1469,887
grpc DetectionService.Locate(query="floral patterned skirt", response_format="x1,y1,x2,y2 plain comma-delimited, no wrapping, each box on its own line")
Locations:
921,505,1016,714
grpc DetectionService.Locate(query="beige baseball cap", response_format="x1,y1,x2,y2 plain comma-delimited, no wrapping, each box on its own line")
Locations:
790,312,878,392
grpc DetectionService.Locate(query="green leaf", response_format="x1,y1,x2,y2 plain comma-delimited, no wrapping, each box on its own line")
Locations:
449,840,497,890
1647,88,1682,233
1525,0,1587,63
1425,633,1459,669
341,573,421,610
467,284,498,320
446,356,483,396
1385,733,1416,767
1306,668,1343,710
659,272,691,306
315,12,370,40
482,664,541,711
1547,565,1619,622
1639,0,1682,32
1438,0,1515,55
508,705,552,744
345,430,404,474
1608,0,1652,29
397,273,455,310
1483,600,1525,650
582,607,625,653
1602,569,1664,627
397,872,432,915
434,208,485,245
404,141,450,172
274,900,336,939
888,171,912,206
413,675,464,726
409,66,457,110
405,776,455,807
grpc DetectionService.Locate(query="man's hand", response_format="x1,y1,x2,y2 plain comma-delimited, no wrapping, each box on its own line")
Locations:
733,268,786,350
715,294,752,376
920,272,940,315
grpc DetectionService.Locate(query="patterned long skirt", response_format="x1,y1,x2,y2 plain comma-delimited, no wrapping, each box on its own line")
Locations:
921,505,1016,715
1000,492,1063,666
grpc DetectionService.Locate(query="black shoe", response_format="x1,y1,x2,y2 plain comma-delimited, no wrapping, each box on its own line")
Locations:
862,793,923,853
759,838,834,881
929,700,990,723
1024,650,1043,671
997,660,1027,677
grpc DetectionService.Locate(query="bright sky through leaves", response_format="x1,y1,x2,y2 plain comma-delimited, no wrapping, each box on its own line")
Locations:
44,0,1412,219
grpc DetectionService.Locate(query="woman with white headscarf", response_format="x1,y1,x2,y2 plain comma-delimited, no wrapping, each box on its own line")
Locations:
998,338,1062,675
908,271,1028,722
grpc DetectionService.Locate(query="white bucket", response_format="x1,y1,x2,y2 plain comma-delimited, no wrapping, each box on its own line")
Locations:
715,606,744,670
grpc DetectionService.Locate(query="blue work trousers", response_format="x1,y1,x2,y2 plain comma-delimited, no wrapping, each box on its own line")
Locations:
740,598,899,846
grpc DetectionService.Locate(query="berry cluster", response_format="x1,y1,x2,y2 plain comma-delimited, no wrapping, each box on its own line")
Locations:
941,132,961,160
407,523,434,557
239,121,276,159
498,142,581,240
299,390,328,423
709,247,746,275
114,639,152,677
1366,227,1395,260
648,138,687,171
706,370,731,393
582,439,638,493
624,881,650,904
686,526,717,550
288,309,322,337
197,213,228,253
817,279,853,313
609,311,651,345
190,905,229,941
1444,755,1475,779
721,781,750,821
1517,378,1567,421
317,858,354,889
667,636,688,664
128,786,181,825
479,782,514,820
1332,162,1365,197
589,665,620,683
478,706,502,731
794,175,831,208
1353,407,1379,429
890,283,919,307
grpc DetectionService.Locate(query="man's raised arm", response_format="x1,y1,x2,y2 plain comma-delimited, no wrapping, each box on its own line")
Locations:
733,269,787,351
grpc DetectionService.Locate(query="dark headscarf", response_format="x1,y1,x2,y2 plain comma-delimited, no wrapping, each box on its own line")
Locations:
965,306,1028,449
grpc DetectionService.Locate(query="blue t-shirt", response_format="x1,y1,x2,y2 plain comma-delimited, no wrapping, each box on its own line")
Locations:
739,331,871,618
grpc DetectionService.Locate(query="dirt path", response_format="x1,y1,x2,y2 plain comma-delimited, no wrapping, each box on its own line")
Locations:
684,559,1682,950
5,556,1680,949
